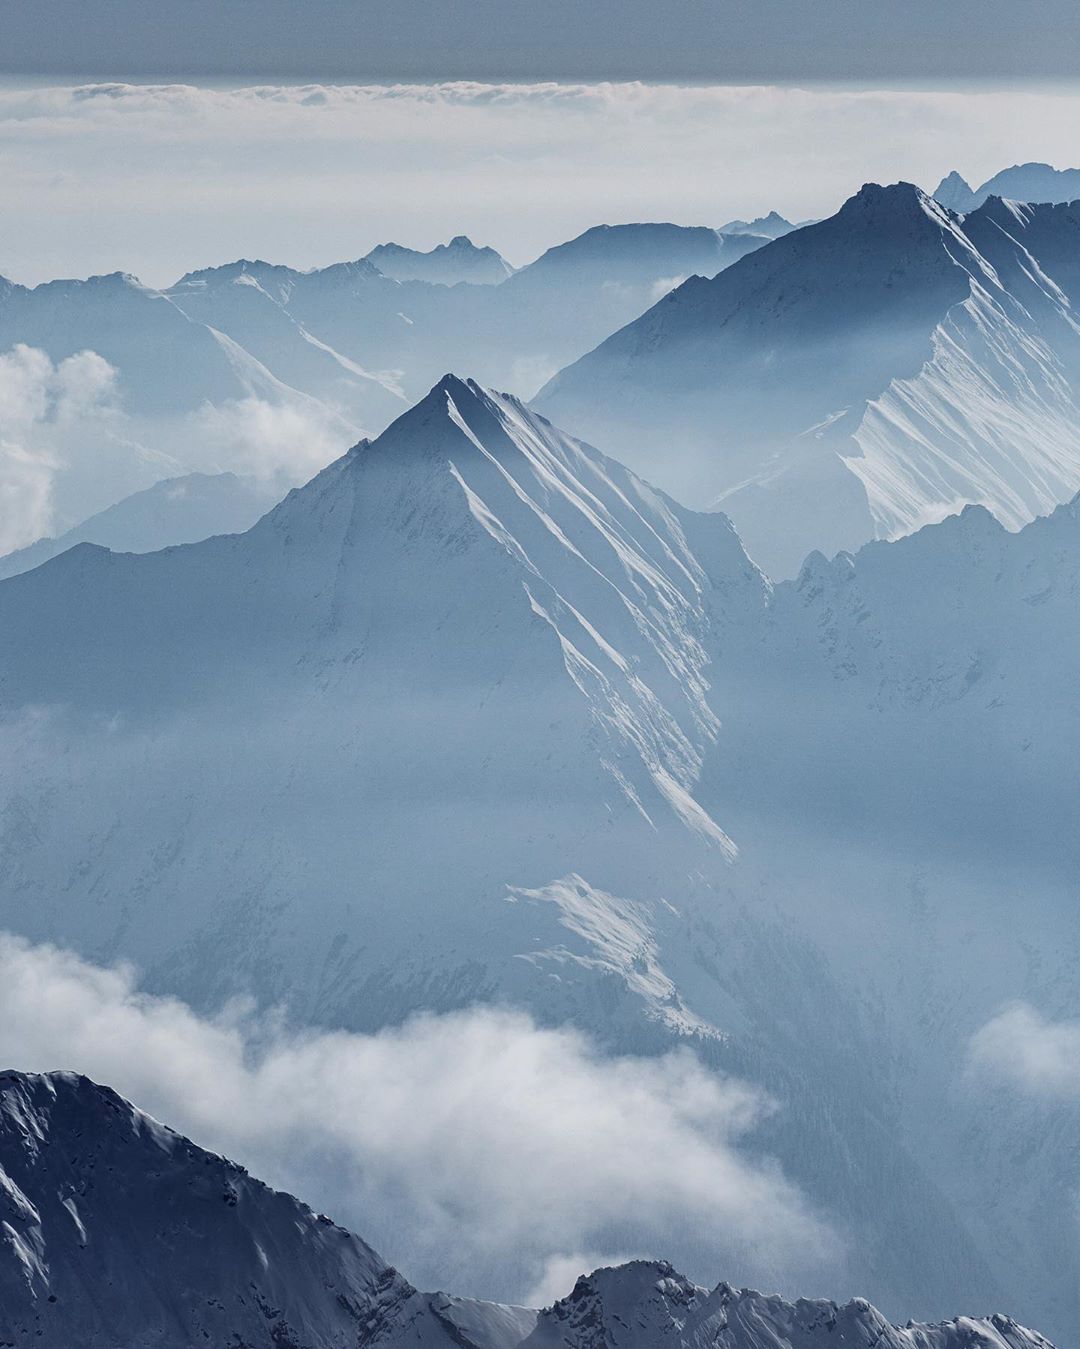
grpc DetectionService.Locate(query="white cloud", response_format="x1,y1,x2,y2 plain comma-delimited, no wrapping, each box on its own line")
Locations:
650,275,688,303
0,337,356,553
969,1002,1080,1098
0,344,120,551
3,81,1080,288
0,931,840,1304
191,395,353,484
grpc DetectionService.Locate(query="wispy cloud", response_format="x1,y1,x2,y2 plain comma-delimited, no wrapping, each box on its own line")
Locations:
191,395,353,484
969,1002,1080,1097
0,344,120,550
0,931,841,1304
2,81,1080,288
0,339,353,551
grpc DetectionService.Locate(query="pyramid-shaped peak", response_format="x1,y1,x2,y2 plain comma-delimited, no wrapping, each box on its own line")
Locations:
932,170,978,212
345,374,531,471
421,372,500,415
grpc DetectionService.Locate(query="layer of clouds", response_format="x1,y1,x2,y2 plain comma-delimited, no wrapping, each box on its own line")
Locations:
969,1002,1080,1098
0,931,840,1305
0,344,119,550
3,81,1080,287
191,395,353,484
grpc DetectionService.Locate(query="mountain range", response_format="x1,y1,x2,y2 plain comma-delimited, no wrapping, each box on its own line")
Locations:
167,220,769,408
537,183,1080,575
0,471,277,581
362,235,515,285
4,378,1080,1339
10,177,1080,576
0,269,356,542
0,219,772,555
933,162,1080,213
0,1070,1054,1349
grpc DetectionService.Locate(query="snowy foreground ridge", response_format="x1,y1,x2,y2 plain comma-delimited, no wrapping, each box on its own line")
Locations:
0,1071,1054,1349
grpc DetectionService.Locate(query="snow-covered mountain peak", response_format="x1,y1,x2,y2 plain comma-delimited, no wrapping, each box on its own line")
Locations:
537,176,1080,576
832,182,976,256
0,1069,535,1349
522,1259,1052,1349
0,379,757,1030
840,179,938,218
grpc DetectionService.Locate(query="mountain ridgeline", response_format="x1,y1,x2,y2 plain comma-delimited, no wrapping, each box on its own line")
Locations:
537,183,1080,576
933,162,1080,213
0,219,772,553
0,1070,1054,1349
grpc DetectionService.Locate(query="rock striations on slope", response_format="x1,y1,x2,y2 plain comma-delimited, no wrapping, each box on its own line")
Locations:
537,183,1080,576
0,375,759,1021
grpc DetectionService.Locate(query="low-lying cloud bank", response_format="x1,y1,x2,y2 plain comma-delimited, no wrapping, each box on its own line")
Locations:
0,931,840,1304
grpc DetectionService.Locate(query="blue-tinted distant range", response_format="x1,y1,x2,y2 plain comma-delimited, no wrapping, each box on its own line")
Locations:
4,82,1080,289
3,14,1080,1348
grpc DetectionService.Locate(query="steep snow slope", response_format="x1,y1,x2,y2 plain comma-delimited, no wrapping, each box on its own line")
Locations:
0,471,279,580
525,1263,1051,1349
934,163,1080,211
701,496,1080,1342
171,255,425,399
166,262,409,431
845,197,1080,539
0,1072,1050,1349
537,183,1080,576
0,376,752,1019
0,1070,535,1349
363,237,514,284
